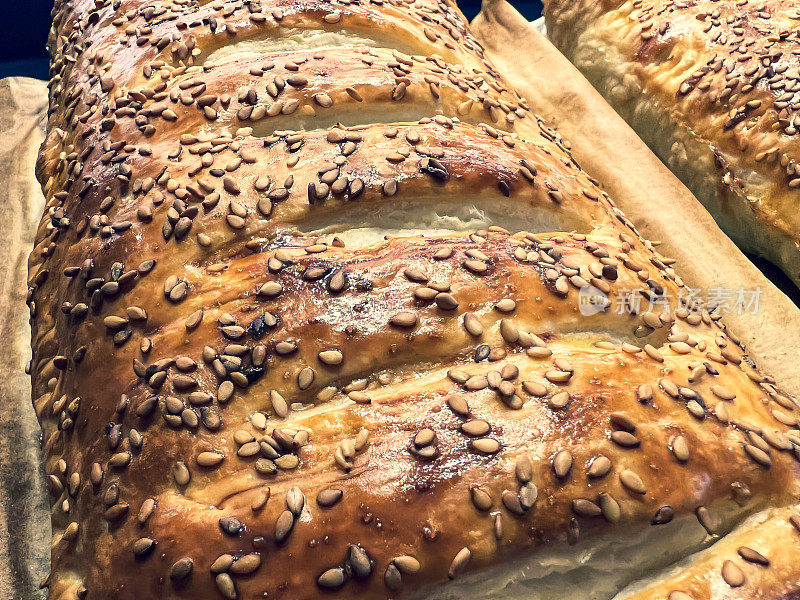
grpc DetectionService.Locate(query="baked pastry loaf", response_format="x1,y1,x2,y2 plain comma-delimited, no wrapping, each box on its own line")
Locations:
29,1,800,599
543,0,800,287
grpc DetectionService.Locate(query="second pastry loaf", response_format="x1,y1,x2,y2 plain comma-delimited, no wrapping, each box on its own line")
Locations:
544,0,800,286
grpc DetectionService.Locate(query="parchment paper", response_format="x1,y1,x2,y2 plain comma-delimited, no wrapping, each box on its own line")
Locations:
0,76,50,600
472,0,800,394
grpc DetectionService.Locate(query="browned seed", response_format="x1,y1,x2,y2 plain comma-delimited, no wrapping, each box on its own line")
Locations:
644,344,664,362
515,456,533,482
298,367,315,390
499,319,519,344
435,292,459,311
553,450,573,478
572,498,602,517
286,486,305,516
636,384,653,403
218,381,234,404
219,515,245,537
446,394,469,417
737,546,769,566
255,458,277,475
470,438,500,454
461,420,490,437
345,87,363,102
721,560,745,587
651,505,675,525
545,369,571,383
744,444,771,467
711,385,735,400
470,485,493,511
610,412,636,432
599,492,621,523
696,506,720,534
251,487,270,511
275,454,299,470
328,271,346,293
109,451,131,468
392,82,407,101
790,514,800,533
90,463,104,487
133,537,156,558
390,311,417,328
172,461,190,486
259,281,282,297
223,177,241,195
519,482,538,509
349,391,371,404
317,567,345,589
671,435,690,462
385,563,402,591
464,375,488,391
527,346,552,358
230,553,262,574
270,390,289,418
215,573,237,600
138,498,156,525
587,455,612,478
523,381,548,396
104,315,128,330
62,522,79,542
548,392,571,410
197,452,224,467
317,488,343,507
211,554,234,573
494,298,516,313
501,489,525,515
348,544,372,578
168,281,187,302
619,469,646,494
414,286,437,301
169,557,194,580
274,510,294,543
611,431,640,448
463,259,488,274
463,313,483,336
448,547,471,579
414,428,436,446
318,350,343,366
383,180,398,196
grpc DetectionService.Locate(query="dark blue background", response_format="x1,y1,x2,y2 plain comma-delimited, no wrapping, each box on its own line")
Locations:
0,0,543,80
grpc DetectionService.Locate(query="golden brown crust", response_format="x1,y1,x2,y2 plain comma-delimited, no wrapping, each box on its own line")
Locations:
544,0,800,284
30,0,800,599
47,0,494,95
89,47,530,140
